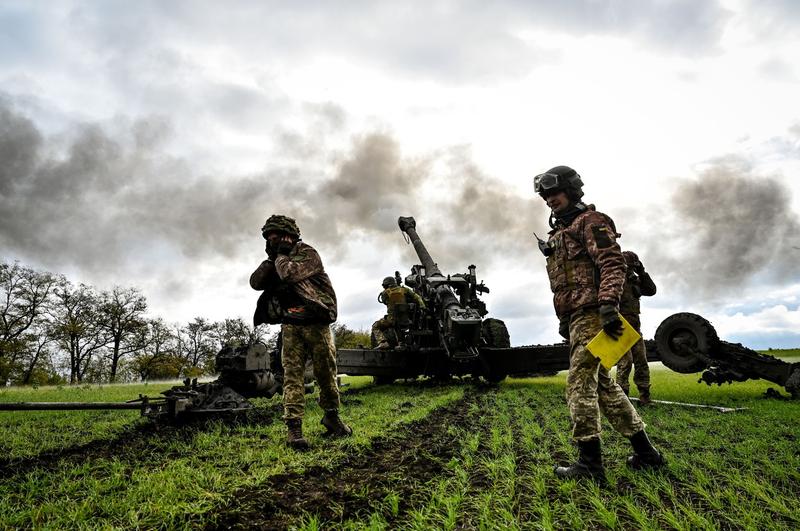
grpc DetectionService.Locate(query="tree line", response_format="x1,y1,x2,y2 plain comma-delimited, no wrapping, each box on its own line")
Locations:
0,260,369,386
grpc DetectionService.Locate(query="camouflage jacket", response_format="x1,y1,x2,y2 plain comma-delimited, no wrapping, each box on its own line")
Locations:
379,286,426,317
545,206,627,319
251,241,337,325
619,251,657,317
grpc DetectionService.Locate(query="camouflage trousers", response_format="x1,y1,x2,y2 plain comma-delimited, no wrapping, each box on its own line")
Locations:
281,323,340,421
371,315,394,346
566,308,645,441
615,313,651,394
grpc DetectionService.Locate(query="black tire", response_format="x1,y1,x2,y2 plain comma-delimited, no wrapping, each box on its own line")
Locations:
481,318,510,382
482,318,511,348
655,312,718,374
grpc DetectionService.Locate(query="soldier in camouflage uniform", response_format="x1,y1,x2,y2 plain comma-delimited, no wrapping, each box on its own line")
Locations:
371,276,426,349
250,215,352,450
616,251,657,404
534,166,664,479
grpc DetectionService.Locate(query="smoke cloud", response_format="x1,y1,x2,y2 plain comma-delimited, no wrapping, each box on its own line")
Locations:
0,103,276,272
6,101,797,308
0,103,546,284
641,156,800,296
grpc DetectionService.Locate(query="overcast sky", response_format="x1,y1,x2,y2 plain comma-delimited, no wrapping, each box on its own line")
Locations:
2,0,800,348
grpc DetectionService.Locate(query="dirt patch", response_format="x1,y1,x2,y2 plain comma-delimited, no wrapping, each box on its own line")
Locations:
208,390,490,530
0,406,281,479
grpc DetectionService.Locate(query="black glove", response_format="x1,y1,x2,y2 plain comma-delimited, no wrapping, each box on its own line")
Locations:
598,304,623,340
275,240,294,256
265,241,278,261
558,316,570,340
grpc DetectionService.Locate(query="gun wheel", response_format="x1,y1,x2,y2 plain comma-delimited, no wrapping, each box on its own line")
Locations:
655,312,719,374
481,318,511,348
480,318,510,383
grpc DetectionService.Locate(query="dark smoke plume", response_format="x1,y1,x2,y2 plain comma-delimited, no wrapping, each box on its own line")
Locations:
643,156,800,295
0,103,546,283
0,103,276,273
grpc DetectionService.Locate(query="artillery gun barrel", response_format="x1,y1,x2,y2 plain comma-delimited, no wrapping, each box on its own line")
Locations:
398,216,442,277
0,401,147,411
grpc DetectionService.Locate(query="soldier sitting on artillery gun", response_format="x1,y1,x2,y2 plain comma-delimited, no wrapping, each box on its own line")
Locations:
372,275,426,349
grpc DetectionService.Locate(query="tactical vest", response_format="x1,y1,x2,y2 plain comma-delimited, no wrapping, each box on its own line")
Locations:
546,229,601,318
380,286,411,317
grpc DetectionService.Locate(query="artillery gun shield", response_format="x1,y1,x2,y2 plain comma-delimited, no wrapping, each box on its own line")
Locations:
654,312,718,373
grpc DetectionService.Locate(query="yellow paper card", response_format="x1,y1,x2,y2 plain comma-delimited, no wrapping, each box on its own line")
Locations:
586,314,641,370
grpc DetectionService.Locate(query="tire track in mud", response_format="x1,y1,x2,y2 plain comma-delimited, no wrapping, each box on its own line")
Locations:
0,406,282,480
208,388,494,530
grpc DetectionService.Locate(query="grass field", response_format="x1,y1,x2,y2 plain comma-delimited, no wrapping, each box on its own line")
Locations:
1,366,798,530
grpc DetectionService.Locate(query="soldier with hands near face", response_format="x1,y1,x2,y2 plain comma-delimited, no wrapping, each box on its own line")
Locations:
250,215,352,450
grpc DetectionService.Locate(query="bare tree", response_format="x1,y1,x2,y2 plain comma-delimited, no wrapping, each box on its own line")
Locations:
20,325,57,384
132,318,182,381
0,261,60,383
212,317,270,349
177,317,216,376
49,281,109,383
97,287,148,382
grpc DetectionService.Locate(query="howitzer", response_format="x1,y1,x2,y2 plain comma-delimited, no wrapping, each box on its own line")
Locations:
0,341,312,421
397,216,489,360
653,313,800,398
337,216,513,383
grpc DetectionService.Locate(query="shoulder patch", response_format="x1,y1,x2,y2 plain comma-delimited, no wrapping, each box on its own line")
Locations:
591,224,614,248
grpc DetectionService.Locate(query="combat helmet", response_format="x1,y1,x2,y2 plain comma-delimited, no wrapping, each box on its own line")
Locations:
382,276,397,288
261,214,301,239
533,165,584,201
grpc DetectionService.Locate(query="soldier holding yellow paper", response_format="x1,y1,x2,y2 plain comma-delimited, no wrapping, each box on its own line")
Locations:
534,165,664,480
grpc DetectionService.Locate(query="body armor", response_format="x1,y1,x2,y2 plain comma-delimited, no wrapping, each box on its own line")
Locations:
545,208,627,319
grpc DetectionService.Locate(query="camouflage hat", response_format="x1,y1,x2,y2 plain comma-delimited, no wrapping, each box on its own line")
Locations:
261,215,301,238
382,276,397,288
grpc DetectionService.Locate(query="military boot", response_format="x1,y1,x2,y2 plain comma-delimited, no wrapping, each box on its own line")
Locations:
321,409,353,437
638,386,651,405
286,419,309,450
627,430,665,469
554,438,605,481
376,341,390,350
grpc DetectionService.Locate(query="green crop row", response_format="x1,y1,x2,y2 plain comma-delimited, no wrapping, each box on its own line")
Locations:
2,368,799,529
304,370,799,530
0,377,464,529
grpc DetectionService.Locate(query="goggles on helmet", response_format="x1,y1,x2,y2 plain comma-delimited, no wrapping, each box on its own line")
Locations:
533,172,563,194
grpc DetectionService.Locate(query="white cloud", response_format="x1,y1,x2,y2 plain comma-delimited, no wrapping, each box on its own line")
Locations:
2,1,800,348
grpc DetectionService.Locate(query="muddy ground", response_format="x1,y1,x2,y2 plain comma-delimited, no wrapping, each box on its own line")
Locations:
0,405,282,480
209,389,493,530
